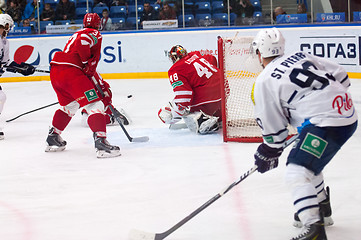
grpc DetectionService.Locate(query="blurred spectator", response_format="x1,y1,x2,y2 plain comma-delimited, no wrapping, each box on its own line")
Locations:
6,0,22,24
111,0,128,7
21,18,35,33
158,3,176,20
22,0,43,21
140,2,158,25
18,0,27,13
232,0,254,25
297,3,310,22
100,8,112,30
41,3,55,22
55,0,76,21
94,0,111,7
297,3,307,14
273,6,286,21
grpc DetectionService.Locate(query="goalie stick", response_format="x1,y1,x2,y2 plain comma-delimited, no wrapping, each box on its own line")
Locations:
6,102,59,122
129,134,299,240
91,76,149,143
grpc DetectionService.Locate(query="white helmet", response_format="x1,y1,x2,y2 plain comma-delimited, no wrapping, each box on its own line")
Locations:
0,14,14,36
251,27,285,58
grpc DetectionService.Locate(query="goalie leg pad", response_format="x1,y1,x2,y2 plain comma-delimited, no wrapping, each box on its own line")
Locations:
183,111,220,134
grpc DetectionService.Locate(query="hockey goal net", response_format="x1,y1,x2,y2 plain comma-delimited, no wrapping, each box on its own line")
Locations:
218,36,264,142
218,36,297,142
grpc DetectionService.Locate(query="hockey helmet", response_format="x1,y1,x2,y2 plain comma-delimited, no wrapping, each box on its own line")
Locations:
83,13,101,30
168,45,188,64
251,27,285,58
0,14,14,37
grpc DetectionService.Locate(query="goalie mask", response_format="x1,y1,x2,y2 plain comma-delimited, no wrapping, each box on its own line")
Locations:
83,13,101,30
169,45,188,64
251,27,285,58
0,14,14,37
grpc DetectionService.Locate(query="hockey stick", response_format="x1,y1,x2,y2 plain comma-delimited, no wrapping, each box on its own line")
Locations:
4,65,50,73
34,69,50,73
90,76,149,143
129,134,299,240
6,102,59,122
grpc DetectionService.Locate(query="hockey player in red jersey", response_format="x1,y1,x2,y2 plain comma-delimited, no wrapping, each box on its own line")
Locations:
158,45,222,134
45,13,121,158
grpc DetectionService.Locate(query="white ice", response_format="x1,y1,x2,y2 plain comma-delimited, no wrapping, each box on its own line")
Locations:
0,78,360,240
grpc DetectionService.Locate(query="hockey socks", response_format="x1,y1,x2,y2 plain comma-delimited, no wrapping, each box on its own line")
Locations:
87,112,106,133
52,109,72,131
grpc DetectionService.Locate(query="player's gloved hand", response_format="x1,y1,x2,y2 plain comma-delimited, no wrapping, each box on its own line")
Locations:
254,143,283,174
6,61,35,75
83,58,97,77
100,79,112,104
18,62,35,76
158,102,182,124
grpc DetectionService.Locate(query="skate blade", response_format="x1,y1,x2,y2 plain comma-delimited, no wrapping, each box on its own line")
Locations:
45,145,66,152
293,216,334,228
96,150,121,158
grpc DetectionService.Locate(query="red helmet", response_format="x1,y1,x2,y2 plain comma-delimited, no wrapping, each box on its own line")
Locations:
169,45,188,64
83,13,101,29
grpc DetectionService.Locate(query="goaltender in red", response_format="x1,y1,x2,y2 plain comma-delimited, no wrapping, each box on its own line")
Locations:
158,45,222,134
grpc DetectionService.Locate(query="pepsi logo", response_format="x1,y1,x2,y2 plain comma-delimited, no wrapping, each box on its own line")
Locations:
14,45,40,65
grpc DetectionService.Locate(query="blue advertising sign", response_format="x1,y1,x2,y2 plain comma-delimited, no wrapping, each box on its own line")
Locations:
316,12,345,22
277,14,308,24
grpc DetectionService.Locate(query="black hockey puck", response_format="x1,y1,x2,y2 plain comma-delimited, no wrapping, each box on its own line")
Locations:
127,95,132,98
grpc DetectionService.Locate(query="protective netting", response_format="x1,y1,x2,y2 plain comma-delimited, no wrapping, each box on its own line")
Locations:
218,36,263,142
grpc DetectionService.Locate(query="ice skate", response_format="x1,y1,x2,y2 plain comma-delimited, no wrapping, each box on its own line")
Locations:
45,127,67,152
293,187,333,228
291,221,327,240
94,133,121,158
0,131,4,140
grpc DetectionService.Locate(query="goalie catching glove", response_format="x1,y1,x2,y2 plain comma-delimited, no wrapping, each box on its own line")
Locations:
254,143,283,173
158,101,187,125
6,61,35,76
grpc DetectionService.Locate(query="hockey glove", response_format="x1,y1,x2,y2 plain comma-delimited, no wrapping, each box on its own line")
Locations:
7,62,35,76
254,143,283,174
83,57,98,77
158,102,182,125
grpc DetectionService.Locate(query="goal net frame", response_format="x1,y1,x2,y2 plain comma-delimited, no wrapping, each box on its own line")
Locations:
217,35,263,143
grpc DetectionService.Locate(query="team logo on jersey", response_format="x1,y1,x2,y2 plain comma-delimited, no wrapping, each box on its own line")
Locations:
84,89,98,101
13,45,40,66
332,93,353,115
171,80,183,89
300,133,328,158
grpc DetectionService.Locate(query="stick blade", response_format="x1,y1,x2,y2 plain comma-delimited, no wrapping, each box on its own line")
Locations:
131,136,150,142
129,229,156,240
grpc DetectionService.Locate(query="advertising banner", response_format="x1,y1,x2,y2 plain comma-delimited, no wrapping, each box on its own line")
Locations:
3,25,361,81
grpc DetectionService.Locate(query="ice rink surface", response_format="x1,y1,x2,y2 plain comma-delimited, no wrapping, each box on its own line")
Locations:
0,78,360,240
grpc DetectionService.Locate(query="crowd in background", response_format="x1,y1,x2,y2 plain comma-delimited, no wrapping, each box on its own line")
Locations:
0,0,360,33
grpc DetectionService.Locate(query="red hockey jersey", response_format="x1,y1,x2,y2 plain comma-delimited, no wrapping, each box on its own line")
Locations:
50,28,102,74
168,51,221,114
